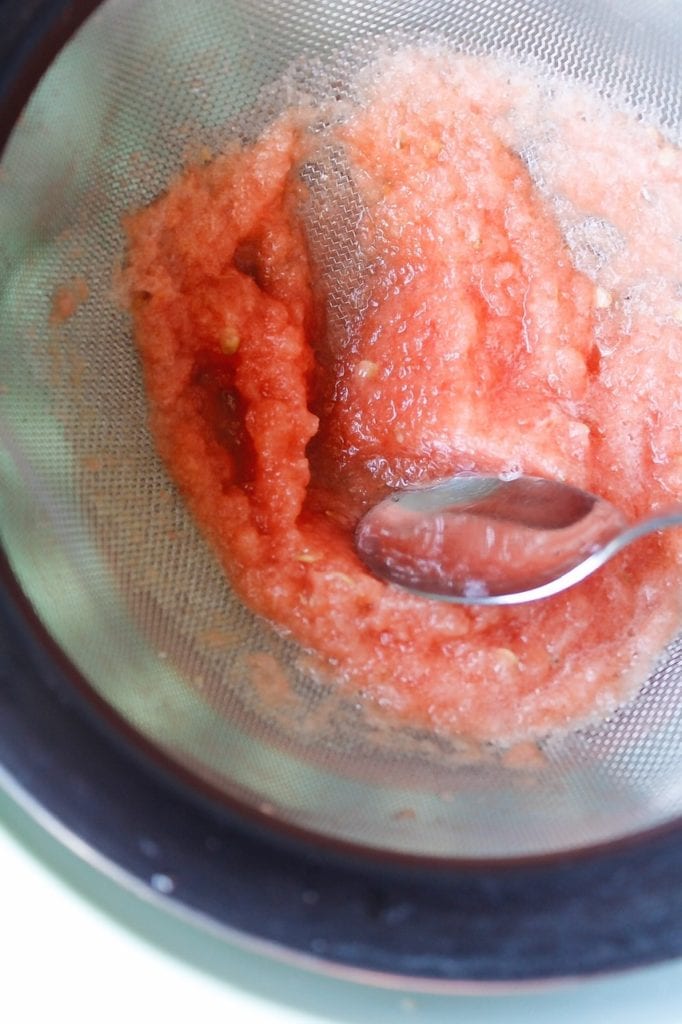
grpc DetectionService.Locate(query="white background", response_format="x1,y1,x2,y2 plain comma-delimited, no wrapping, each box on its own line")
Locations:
3,788,682,1024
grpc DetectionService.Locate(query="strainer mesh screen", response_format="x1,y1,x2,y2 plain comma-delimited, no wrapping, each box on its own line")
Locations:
1,0,681,857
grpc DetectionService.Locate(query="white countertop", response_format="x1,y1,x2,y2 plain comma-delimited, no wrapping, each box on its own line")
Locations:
3,788,682,1024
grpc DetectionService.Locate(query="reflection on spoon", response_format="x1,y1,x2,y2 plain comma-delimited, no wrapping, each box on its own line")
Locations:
355,474,682,605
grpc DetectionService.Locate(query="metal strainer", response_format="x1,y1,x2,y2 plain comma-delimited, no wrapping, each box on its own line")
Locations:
2,0,682,985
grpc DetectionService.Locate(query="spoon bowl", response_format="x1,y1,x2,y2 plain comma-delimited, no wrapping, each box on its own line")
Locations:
355,474,682,605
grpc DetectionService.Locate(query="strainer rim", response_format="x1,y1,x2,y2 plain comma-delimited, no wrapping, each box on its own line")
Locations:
3,544,682,984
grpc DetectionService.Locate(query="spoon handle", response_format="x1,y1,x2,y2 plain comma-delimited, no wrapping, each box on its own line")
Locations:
474,508,682,606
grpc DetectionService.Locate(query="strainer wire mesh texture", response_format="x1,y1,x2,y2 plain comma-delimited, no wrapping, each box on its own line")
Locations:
2,0,682,861
3,0,682,988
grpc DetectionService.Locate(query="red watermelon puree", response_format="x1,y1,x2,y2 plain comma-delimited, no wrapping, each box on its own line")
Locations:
123,51,682,744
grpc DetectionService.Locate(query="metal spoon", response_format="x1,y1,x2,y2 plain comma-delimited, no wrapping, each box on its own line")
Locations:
355,474,682,605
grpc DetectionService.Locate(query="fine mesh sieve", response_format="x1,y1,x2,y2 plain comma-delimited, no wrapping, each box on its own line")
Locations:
1,0,681,862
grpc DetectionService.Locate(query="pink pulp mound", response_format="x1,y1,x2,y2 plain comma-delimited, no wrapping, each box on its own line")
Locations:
123,51,682,744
